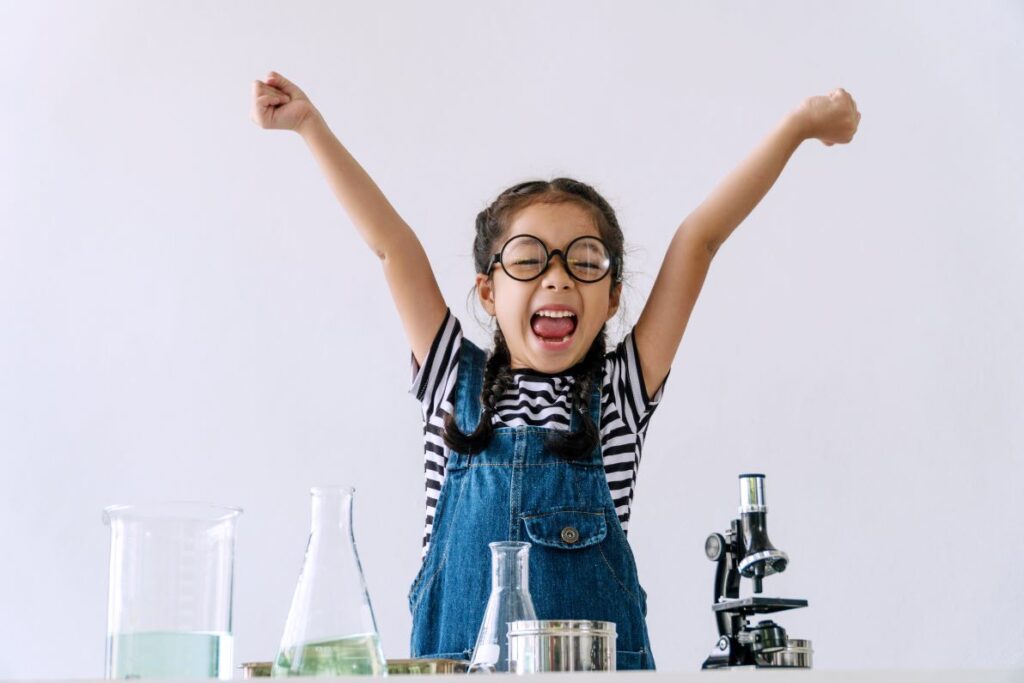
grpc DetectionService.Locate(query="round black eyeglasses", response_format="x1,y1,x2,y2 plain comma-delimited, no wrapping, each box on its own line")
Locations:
486,234,615,283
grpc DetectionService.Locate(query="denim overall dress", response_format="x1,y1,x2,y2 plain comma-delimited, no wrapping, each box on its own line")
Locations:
407,337,656,670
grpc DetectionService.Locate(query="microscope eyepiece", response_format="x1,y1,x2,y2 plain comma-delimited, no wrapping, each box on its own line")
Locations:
736,474,788,590
738,473,767,514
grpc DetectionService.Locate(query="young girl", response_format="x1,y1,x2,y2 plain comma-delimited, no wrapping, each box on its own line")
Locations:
250,72,860,670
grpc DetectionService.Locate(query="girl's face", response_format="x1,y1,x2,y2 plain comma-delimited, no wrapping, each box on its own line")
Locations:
476,201,621,373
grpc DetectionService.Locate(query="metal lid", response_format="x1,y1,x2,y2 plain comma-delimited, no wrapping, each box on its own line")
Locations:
508,619,616,636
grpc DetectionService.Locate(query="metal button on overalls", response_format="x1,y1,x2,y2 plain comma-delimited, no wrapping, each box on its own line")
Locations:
560,526,580,544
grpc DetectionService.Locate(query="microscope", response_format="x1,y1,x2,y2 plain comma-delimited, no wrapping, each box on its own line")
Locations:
701,474,813,669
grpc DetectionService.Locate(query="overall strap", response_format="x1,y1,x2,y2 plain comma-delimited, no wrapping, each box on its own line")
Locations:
565,375,605,466
587,380,602,427
453,337,488,436
567,379,603,430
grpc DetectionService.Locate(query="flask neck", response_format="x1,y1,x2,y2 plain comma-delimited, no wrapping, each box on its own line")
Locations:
309,486,353,536
489,542,530,590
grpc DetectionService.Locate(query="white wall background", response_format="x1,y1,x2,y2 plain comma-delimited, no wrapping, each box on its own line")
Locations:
2,0,1022,676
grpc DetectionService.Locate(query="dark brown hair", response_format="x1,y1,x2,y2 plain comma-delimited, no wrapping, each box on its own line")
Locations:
442,178,626,461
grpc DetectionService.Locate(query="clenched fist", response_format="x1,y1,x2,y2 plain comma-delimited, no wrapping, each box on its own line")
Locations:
795,88,861,146
250,71,320,134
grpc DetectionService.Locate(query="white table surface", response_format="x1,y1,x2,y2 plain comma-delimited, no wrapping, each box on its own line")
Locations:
10,673,1023,682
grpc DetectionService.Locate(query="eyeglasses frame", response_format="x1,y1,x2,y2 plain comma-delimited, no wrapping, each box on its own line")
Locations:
486,233,618,284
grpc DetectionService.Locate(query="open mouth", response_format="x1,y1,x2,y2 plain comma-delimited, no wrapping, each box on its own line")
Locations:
530,310,578,345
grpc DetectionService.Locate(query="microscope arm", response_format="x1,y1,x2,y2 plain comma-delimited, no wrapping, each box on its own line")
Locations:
708,521,743,637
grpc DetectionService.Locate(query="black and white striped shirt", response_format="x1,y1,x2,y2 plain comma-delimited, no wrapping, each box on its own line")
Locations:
410,309,669,558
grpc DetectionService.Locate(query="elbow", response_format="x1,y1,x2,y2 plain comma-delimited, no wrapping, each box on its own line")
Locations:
706,238,721,259
679,222,719,259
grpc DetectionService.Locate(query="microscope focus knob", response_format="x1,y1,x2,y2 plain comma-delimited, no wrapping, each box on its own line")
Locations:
705,533,727,561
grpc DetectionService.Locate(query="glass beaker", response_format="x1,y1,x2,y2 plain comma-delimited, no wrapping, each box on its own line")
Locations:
272,485,386,677
103,502,242,679
468,541,537,673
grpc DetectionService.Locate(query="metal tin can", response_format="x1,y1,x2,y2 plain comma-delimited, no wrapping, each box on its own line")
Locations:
755,638,814,668
507,619,616,673
238,662,272,678
386,658,470,675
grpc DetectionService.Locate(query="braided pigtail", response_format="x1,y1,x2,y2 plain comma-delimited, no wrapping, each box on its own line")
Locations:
441,327,515,454
543,327,607,461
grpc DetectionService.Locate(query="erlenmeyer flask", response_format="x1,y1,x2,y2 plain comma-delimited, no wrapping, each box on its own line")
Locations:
272,485,386,677
468,542,537,673
103,502,242,679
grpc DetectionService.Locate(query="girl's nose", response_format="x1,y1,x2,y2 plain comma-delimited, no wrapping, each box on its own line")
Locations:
540,255,574,289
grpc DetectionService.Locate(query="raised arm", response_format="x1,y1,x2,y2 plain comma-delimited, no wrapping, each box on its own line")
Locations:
633,89,861,399
251,72,447,366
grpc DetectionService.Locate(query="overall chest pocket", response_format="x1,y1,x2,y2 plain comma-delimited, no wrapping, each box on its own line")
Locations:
523,509,607,549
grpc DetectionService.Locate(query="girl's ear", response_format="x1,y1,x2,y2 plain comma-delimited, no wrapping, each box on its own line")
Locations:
476,273,496,315
606,281,622,320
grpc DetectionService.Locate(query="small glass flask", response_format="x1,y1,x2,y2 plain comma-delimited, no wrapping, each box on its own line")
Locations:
468,542,537,673
272,486,386,676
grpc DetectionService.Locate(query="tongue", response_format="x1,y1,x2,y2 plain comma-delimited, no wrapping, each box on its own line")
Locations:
532,315,576,339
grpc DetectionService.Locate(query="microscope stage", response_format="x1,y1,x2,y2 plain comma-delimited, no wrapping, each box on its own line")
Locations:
712,596,808,614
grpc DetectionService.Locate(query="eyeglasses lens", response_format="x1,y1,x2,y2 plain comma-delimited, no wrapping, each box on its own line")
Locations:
566,238,611,281
502,237,546,280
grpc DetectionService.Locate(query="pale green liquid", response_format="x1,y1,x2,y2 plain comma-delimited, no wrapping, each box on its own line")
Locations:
273,633,386,677
107,630,233,679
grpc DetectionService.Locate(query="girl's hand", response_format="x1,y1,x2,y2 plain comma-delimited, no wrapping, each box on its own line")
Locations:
250,71,320,134
794,88,861,146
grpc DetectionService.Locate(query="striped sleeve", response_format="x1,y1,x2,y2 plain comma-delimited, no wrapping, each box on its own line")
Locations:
409,308,462,556
409,308,463,419
605,325,669,435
